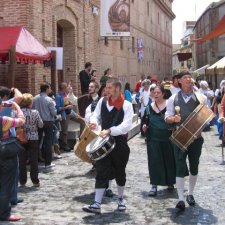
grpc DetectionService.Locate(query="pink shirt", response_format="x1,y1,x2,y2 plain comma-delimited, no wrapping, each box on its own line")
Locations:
1,116,17,139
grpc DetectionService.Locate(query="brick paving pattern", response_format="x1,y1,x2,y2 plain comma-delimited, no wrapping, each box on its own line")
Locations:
2,126,225,225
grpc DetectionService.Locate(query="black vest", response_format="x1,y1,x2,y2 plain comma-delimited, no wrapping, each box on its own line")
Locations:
101,98,124,130
174,91,200,125
91,97,100,112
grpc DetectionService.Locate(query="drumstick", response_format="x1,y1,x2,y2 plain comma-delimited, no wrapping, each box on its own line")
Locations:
76,113,99,133
75,113,87,125
175,106,180,115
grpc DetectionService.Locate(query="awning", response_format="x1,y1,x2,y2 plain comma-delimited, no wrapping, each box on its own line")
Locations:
177,53,192,62
206,56,225,75
193,64,210,76
0,26,51,63
192,15,225,43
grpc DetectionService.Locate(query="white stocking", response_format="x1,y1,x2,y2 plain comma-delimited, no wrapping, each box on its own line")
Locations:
189,175,198,195
94,188,105,204
117,185,125,198
108,180,112,190
176,177,185,201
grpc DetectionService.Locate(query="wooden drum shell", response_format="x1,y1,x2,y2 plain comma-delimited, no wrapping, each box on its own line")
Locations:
74,126,97,163
170,104,215,151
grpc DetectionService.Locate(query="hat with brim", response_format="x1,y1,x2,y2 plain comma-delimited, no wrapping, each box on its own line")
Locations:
176,70,192,79
172,74,179,79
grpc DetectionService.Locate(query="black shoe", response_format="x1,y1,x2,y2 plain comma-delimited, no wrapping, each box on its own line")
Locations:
105,189,113,197
117,198,126,211
175,200,185,211
186,195,195,206
82,202,101,214
148,186,157,197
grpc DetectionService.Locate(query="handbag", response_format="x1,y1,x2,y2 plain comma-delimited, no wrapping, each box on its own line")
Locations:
0,117,25,159
16,127,28,144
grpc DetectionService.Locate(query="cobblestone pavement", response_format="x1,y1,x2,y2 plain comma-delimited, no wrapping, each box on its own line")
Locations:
2,126,225,225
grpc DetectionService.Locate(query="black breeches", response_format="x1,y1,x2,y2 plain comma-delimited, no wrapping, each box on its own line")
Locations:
95,137,130,188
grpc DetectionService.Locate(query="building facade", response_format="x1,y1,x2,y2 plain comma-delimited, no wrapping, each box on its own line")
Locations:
193,0,225,88
100,0,175,87
193,0,225,70
0,0,175,95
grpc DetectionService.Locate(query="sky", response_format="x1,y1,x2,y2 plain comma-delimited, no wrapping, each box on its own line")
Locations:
172,0,221,44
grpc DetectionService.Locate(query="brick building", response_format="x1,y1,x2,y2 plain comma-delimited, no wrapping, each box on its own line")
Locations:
0,0,175,95
193,0,225,70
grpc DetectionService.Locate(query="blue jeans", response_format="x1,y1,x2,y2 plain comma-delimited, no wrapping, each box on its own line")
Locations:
39,122,54,166
0,156,17,220
10,157,19,204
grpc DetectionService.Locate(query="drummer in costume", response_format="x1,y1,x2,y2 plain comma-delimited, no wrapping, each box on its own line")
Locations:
82,78,133,213
165,71,207,210
85,83,115,198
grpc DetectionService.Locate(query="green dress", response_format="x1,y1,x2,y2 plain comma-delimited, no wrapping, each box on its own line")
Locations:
100,75,111,86
145,104,176,186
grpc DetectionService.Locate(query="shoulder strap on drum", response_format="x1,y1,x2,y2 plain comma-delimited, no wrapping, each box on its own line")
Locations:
195,92,206,105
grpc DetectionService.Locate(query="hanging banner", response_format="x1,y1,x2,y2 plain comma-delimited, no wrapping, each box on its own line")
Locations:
47,47,63,70
101,0,130,37
137,38,144,61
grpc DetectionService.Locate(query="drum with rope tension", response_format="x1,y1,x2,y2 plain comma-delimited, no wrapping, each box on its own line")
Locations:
170,104,215,151
86,136,115,161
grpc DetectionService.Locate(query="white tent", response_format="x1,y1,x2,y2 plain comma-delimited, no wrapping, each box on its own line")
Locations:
207,56,225,75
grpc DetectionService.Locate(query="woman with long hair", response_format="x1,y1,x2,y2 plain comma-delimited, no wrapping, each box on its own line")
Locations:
100,68,112,86
124,82,132,103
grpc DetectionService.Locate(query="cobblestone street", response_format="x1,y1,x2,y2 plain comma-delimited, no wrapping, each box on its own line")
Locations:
2,126,225,225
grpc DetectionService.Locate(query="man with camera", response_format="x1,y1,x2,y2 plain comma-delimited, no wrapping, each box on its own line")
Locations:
0,86,24,221
79,62,96,95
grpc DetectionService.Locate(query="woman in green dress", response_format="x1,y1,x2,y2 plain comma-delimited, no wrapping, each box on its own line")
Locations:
143,85,176,196
100,68,112,86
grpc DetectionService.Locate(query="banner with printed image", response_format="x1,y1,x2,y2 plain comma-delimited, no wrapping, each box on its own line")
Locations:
101,0,130,37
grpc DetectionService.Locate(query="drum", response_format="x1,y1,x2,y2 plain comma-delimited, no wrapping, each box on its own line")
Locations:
170,104,215,151
86,136,115,161
74,126,97,163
